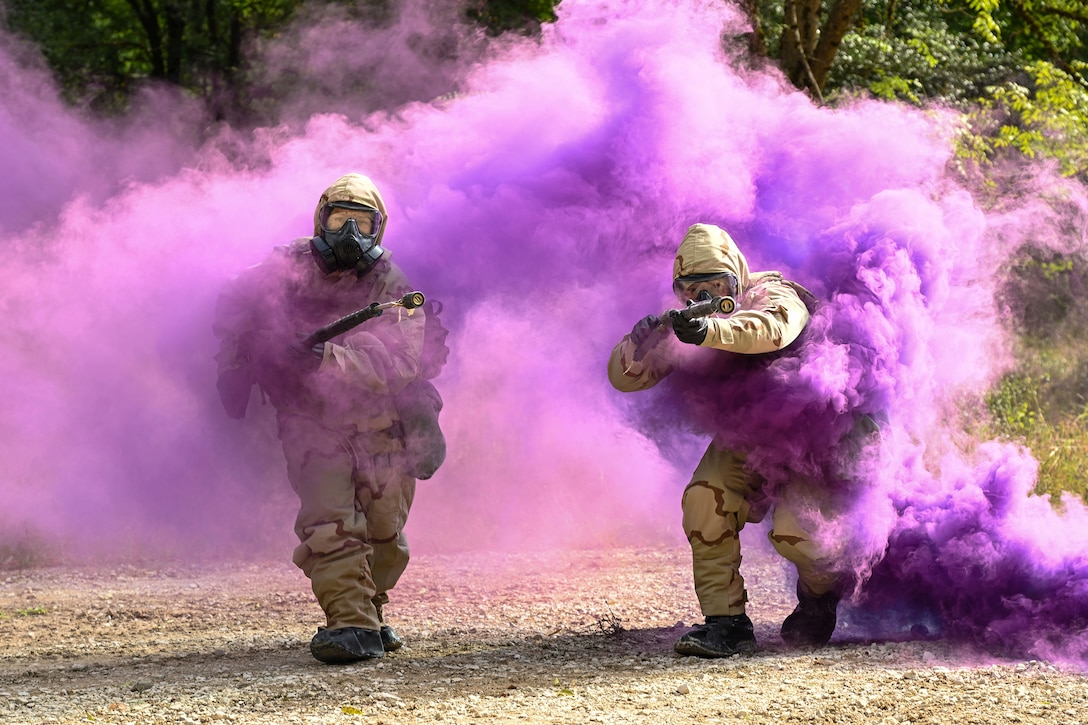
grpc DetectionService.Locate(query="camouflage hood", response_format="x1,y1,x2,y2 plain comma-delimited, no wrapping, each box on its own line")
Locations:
312,173,389,247
672,223,750,293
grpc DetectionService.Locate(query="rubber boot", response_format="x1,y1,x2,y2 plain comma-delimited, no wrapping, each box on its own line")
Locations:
780,582,840,647
310,627,385,664
375,601,403,652
674,614,757,658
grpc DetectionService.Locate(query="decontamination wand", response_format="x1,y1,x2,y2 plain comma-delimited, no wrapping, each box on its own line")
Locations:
302,291,426,348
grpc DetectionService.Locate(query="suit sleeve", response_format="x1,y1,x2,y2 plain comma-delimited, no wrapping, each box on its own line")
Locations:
211,275,257,418
700,282,810,354
607,336,674,392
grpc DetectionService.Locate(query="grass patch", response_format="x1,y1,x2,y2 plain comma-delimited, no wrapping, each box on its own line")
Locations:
982,358,1088,504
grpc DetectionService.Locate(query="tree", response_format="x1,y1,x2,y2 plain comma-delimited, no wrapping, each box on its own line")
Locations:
0,0,562,114
466,0,560,35
775,0,864,101
0,0,302,113
948,1,1088,178
743,1,1088,176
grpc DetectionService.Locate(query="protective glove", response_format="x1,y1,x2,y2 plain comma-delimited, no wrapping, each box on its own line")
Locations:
287,336,325,371
250,332,322,383
670,308,708,345
216,367,253,420
629,314,661,347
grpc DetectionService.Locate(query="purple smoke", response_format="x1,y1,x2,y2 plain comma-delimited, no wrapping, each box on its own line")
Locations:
2,0,1088,662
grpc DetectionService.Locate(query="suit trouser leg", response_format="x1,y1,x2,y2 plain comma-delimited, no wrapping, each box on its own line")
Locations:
768,481,843,597
357,455,415,620
282,421,378,631
681,446,761,617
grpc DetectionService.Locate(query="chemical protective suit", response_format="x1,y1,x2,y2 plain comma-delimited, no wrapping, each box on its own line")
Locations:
608,223,847,657
214,173,447,664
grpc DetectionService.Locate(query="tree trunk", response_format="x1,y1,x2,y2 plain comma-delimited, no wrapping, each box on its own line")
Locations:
810,0,862,92
779,0,821,92
163,0,186,84
125,0,165,78
228,11,242,70
736,0,767,57
777,0,861,101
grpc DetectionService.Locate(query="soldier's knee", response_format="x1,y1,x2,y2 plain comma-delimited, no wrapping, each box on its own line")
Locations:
768,527,819,565
683,482,741,546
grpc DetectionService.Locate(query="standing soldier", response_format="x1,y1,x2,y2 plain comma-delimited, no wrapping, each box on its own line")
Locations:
214,173,447,664
608,223,855,657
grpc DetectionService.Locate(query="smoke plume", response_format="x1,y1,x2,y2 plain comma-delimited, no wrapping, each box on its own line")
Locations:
2,0,1088,662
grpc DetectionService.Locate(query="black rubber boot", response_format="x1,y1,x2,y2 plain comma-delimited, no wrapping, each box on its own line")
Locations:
674,614,757,658
309,627,385,664
780,583,840,647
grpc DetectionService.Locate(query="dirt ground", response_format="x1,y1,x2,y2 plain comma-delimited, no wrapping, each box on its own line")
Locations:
2,545,1088,725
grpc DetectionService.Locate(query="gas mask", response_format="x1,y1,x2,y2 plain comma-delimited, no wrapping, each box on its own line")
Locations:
310,202,385,276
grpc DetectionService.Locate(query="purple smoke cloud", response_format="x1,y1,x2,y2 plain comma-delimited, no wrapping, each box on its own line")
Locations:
2,0,1088,661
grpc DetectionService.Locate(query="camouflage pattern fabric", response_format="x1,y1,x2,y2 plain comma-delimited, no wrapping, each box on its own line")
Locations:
682,445,843,617
282,415,414,630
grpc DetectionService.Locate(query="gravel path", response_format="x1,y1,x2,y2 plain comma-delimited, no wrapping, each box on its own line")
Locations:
2,545,1087,724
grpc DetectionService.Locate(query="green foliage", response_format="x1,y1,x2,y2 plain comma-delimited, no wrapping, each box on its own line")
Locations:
981,243,1088,504
826,2,1021,105
939,1,1088,176
0,0,561,114
771,0,1088,179
465,0,561,36
982,379,1088,504
1,0,302,112
997,244,1088,342
1027,416,1088,504
955,0,1088,59
986,372,1041,437
964,0,1001,44
961,61,1088,177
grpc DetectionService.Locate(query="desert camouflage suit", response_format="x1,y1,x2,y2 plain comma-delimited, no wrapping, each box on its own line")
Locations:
608,224,842,618
213,175,441,633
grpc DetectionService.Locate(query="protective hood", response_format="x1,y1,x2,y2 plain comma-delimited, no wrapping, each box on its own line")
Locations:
312,173,389,247
672,223,750,293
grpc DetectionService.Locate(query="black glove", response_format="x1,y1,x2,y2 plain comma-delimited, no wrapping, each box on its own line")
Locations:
287,337,325,371
216,368,253,420
250,332,322,382
629,315,661,347
670,309,708,345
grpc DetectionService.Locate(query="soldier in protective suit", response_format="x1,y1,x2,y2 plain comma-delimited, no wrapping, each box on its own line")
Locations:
608,223,846,657
214,173,447,664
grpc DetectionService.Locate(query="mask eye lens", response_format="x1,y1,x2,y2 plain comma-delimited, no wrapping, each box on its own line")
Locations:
672,275,736,299
321,204,382,235
320,208,341,232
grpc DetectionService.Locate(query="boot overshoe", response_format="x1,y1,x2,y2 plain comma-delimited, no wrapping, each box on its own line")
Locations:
380,625,403,652
309,627,385,664
674,614,757,658
374,601,403,652
780,583,840,647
